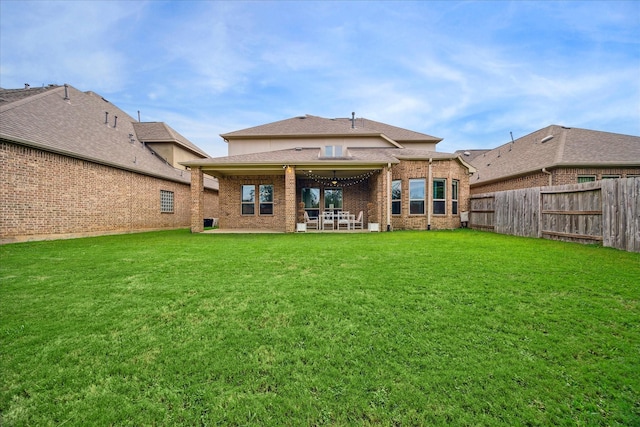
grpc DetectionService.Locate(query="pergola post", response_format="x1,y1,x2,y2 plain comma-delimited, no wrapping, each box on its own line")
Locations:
284,165,296,233
190,166,204,233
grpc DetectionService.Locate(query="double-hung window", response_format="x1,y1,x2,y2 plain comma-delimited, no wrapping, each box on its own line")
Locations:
392,180,401,215
259,185,274,215
241,185,255,215
409,179,425,215
433,179,446,215
452,180,459,215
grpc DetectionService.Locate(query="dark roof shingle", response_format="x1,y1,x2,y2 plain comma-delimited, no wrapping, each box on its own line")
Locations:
469,125,640,185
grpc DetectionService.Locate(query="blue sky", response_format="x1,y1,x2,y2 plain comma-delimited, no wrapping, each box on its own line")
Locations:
1,0,638,157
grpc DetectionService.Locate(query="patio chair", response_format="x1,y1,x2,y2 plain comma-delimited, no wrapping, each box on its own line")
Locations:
321,211,334,230
337,211,351,230
304,211,319,230
350,211,363,230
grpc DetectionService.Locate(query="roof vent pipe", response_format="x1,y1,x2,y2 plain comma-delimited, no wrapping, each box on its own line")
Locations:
63,84,69,100
351,112,355,129
113,115,118,128
105,111,109,124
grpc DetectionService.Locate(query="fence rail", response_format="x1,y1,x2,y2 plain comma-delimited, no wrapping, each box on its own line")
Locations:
469,178,639,252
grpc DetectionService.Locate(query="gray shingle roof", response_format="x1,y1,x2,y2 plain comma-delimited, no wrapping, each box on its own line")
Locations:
181,146,474,176
221,114,442,143
132,122,209,157
0,85,60,106
0,84,217,190
470,125,640,185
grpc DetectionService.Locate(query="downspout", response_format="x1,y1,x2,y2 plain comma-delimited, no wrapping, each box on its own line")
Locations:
542,168,552,186
386,163,392,231
427,158,432,230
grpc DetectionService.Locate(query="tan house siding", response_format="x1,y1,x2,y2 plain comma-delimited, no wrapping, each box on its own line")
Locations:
1,141,217,243
471,167,640,194
228,136,396,156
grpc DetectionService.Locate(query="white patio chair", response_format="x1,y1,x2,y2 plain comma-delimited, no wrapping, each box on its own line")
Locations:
350,211,363,230
304,211,319,230
337,211,351,230
321,211,334,230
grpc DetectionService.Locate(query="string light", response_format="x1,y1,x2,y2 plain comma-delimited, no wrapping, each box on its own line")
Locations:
302,170,380,187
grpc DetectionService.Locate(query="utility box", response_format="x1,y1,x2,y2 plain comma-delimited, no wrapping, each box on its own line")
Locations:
460,211,469,228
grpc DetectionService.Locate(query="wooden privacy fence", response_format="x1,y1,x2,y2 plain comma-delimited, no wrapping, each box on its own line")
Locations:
469,177,640,252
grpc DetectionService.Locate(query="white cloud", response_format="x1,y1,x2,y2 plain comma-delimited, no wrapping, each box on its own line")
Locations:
2,0,638,156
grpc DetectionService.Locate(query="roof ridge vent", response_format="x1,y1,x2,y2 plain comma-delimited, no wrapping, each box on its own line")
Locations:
540,135,554,143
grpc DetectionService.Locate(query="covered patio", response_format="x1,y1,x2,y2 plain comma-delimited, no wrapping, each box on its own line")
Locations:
184,152,393,234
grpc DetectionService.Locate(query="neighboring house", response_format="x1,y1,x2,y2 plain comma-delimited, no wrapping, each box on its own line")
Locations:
0,84,218,243
182,114,475,233
468,125,640,194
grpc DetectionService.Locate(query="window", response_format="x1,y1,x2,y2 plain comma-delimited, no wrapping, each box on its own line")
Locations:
302,188,320,218
577,175,596,183
259,185,274,215
452,180,459,215
433,179,446,215
409,179,425,215
392,180,401,215
324,188,343,211
324,145,343,157
241,185,255,215
160,190,174,213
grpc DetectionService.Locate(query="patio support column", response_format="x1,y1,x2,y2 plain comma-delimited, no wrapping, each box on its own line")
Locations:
427,158,432,230
190,166,204,233
284,165,296,233
386,163,392,231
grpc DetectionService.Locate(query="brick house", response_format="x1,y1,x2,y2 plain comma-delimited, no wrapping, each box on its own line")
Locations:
0,84,218,243
467,125,640,194
182,114,475,233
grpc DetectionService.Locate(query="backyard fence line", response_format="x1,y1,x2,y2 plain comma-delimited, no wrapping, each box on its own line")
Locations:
469,177,640,253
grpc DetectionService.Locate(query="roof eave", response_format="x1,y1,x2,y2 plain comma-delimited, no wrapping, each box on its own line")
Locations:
470,161,640,187
1,133,219,189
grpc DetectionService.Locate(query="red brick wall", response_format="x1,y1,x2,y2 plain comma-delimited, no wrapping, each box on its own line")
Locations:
218,175,287,231
471,167,640,194
390,159,471,230
216,160,471,232
0,141,218,242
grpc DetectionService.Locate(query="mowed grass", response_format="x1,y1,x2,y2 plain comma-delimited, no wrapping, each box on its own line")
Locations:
1,229,639,426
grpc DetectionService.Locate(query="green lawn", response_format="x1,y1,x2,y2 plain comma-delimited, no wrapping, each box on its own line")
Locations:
1,229,639,426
